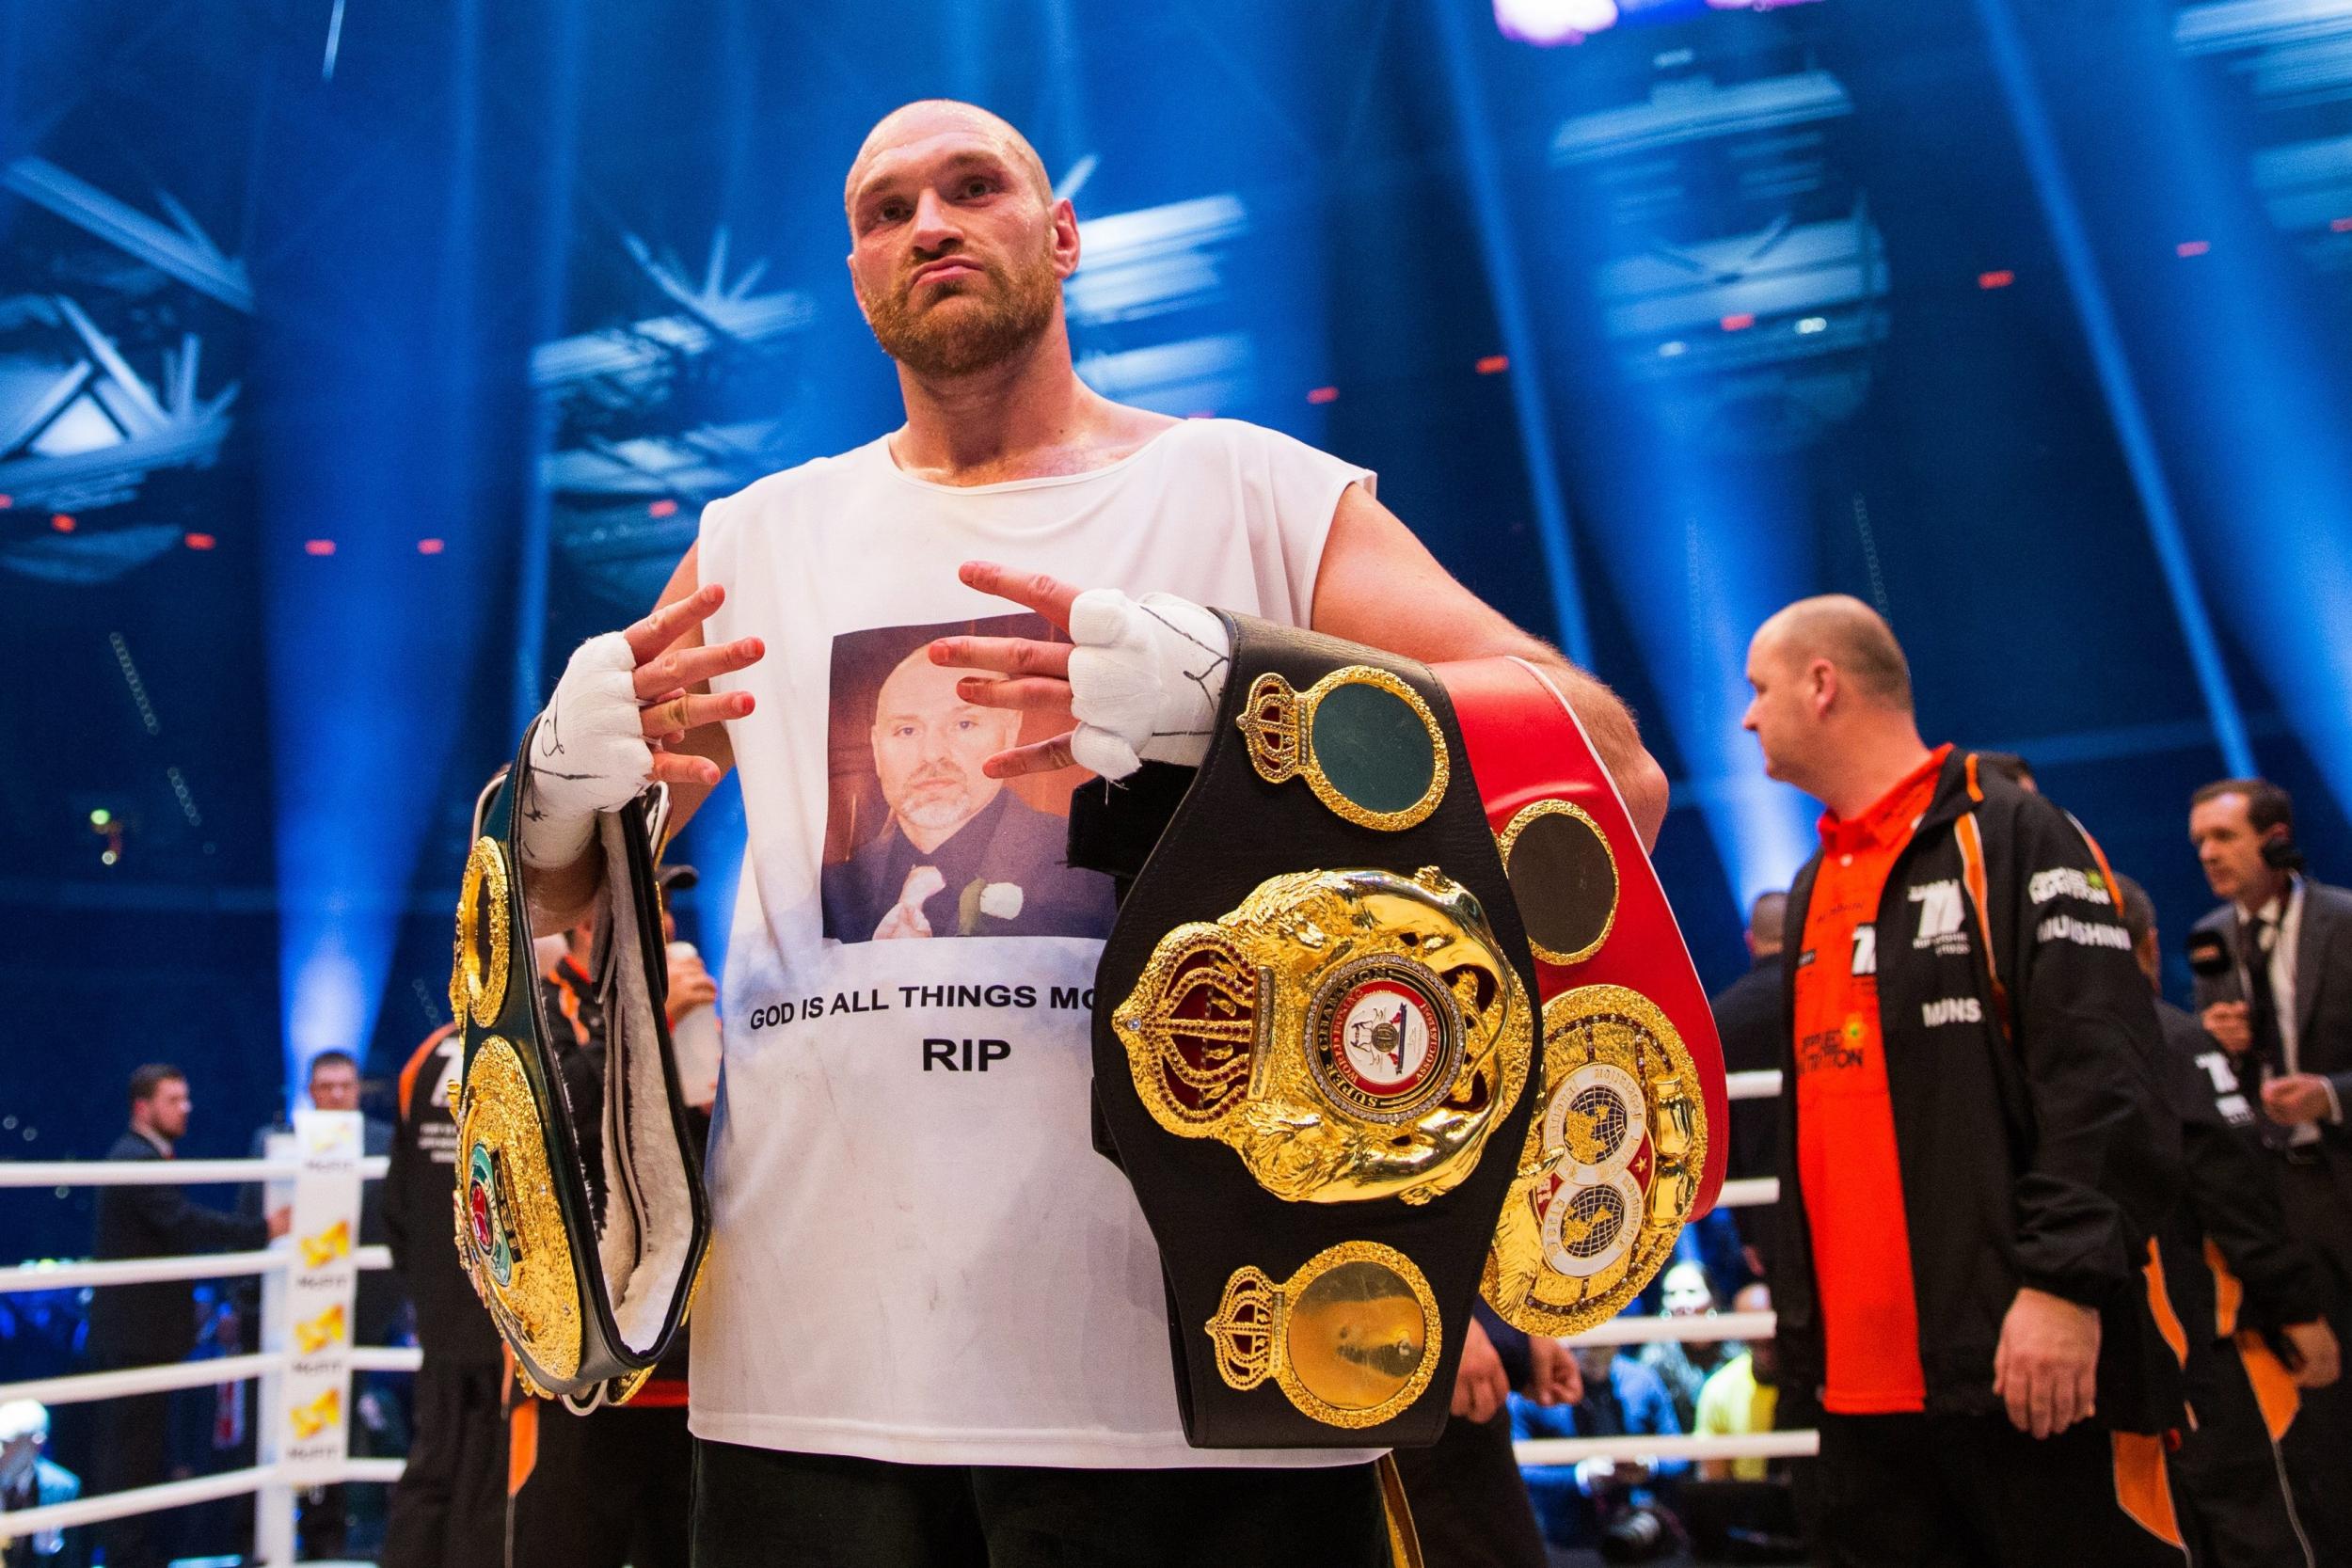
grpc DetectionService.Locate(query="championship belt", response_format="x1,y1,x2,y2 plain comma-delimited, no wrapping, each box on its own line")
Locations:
446,725,710,1406
1435,657,1726,1337
1075,618,1724,1449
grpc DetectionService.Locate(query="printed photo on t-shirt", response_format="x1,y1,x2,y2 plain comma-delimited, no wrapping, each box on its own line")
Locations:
819,614,1117,944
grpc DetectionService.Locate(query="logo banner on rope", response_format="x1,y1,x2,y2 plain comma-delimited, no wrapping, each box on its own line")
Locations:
280,1109,360,1482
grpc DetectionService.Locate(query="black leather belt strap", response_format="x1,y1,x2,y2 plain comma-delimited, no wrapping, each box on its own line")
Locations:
448,725,710,1406
1081,614,1543,1449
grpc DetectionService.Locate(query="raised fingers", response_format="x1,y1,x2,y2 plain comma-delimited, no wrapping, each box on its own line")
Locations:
957,675,1073,712
960,561,1082,631
649,749,723,788
930,634,1073,682
982,732,1078,780
632,636,766,703
639,690,752,738
625,584,726,666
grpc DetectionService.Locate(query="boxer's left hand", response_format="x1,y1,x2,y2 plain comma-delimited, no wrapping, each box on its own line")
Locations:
931,562,1232,781
929,563,1084,778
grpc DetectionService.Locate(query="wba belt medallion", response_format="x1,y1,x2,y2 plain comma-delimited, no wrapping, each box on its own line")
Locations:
1114,866,1533,1206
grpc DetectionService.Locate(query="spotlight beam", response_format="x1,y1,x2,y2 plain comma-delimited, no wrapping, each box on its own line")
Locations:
1972,0,2255,776
1428,0,1597,669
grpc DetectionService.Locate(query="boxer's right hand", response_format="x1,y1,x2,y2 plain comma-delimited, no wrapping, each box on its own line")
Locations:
518,584,763,869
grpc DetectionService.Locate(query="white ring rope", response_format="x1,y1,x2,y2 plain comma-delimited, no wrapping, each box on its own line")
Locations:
1564,1308,1774,1348
0,1156,389,1189
0,1346,421,1409
1515,1430,1819,1466
0,1243,392,1296
1,1464,303,1537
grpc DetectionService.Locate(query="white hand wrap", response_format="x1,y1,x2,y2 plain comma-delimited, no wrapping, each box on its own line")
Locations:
1066,589,1233,781
518,632,655,869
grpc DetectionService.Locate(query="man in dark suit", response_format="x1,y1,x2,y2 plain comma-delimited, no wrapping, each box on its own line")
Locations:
822,647,1115,942
2189,777,2352,1560
1710,891,1786,1278
86,1064,286,1568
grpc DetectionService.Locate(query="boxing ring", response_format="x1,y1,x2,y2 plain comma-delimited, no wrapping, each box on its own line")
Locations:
0,1071,1805,1560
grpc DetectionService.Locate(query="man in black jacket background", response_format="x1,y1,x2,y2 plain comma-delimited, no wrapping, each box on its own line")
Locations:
2113,872,2339,1566
1711,891,1787,1279
1742,595,2184,1567
2187,777,2352,1561
379,1022,506,1568
86,1064,287,1568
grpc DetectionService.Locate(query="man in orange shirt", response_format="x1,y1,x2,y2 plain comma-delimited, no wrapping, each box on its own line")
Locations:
1742,596,2185,1567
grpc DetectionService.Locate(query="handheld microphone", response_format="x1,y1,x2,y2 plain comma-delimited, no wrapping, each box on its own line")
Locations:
2185,928,2233,981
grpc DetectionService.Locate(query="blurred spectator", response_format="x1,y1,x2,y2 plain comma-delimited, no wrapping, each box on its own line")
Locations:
243,1051,397,1338
0,1400,80,1568
1638,1261,1726,1430
1710,893,1788,1280
379,1022,504,1568
2187,777,2352,1561
1976,752,2037,794
2118,871,2341,1567
1514,1344,1686,1556
1695,1284,1780,1481
87,1064,285,1568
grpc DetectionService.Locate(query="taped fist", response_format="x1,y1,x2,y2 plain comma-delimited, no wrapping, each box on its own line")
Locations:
518,584,763,869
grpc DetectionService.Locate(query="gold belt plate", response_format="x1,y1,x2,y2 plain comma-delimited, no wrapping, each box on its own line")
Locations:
1205,1241,1442,1430
1482,985,1707,1335
453,1035,584,1384
1113,866,1533,1204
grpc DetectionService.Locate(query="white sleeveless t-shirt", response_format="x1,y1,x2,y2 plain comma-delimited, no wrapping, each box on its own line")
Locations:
691,419,1379,1467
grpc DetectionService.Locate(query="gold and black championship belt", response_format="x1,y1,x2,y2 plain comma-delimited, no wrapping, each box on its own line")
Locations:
1072,618,1725,1449
446,727,710,1406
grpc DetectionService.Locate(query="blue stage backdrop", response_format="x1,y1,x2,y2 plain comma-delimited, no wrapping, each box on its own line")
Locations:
5,0,2350,1262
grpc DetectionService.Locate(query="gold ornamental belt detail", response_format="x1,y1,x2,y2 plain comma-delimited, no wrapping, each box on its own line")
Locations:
1204,1240,1441,1430
1482,985,1706,1336
453,1035,584,1384
1113,865,1533,1205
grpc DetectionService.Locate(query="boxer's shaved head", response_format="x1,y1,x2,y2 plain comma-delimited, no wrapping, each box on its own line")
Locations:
1752,594,1912,713
845,100,1053,217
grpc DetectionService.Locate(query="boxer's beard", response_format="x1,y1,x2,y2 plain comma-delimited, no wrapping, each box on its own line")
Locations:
863,238,1060,377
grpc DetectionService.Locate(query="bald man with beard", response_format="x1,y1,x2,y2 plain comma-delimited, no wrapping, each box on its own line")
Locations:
1742,596,2185,1567
511,100,1667,1567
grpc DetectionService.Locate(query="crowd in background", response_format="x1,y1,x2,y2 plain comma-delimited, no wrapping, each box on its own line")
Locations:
4,598,2350,1568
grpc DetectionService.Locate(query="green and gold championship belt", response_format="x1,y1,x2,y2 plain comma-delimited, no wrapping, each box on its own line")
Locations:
1074,618,1726,1449
447,726,709,1406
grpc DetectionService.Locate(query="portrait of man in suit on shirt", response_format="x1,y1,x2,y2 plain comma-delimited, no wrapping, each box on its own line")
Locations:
820,615,1116,944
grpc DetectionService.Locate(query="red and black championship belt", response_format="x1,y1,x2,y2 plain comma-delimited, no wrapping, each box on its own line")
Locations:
444,731,710,1407
1434,657,1725,1336
1073,616,1723,1449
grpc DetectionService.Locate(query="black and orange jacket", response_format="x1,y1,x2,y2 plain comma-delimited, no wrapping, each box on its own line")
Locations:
1772,752,2186,1432
386,1024,504,1366
2153,999,2327,1344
